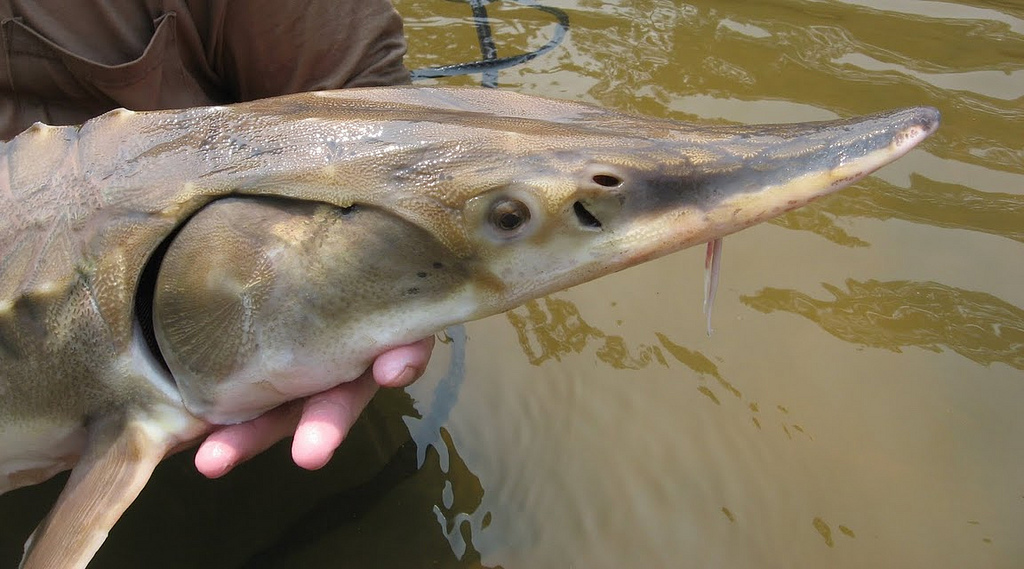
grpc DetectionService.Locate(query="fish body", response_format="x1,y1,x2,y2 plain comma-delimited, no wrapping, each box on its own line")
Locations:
0,87,938,567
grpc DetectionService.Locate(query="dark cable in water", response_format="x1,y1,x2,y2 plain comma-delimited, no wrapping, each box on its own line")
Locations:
410,0,570,88
469,0,499,88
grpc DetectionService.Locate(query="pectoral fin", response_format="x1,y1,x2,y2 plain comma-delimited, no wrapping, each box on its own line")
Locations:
20,413,175,569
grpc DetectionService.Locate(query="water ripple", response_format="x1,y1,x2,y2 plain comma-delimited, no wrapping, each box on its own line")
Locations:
742,279,1024,370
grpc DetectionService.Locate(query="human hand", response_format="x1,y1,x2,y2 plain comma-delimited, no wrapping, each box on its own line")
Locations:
193,336,435,477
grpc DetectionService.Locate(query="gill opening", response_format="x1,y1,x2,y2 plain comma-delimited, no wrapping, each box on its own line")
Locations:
135,225,180,375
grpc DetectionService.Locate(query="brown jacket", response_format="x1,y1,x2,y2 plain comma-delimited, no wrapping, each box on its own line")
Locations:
0,0,409,139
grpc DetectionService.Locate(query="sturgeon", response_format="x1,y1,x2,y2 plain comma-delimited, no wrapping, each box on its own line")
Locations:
0,87,938,567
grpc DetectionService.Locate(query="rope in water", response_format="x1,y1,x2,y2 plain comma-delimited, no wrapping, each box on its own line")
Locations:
410,0,570,88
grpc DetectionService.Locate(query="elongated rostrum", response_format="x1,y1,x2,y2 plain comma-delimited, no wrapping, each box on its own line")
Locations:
0,87,939,568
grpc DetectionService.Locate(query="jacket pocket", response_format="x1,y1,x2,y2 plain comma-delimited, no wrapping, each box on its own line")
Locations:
3,12,204,112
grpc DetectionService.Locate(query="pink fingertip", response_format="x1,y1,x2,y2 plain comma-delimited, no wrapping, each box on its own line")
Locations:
380,364,417,388
291,419,342,470
374,338,433,387
195,441,236,479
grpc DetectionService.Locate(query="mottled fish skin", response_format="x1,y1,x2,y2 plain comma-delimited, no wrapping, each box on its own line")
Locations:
0,87,938,568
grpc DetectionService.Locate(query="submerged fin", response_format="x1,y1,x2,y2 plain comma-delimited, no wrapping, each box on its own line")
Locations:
703,238,723,336
20,413,177,569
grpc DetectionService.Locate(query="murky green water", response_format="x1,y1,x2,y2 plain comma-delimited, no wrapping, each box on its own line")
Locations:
2,1,1022,567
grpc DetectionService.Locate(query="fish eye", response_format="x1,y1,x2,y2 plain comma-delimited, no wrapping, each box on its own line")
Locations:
489,198,531,234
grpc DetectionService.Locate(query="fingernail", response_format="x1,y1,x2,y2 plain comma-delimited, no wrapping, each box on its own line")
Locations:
387,365,416,387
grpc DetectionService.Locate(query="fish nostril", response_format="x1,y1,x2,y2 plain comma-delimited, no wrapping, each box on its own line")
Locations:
573,201,602,229
592,174,622,188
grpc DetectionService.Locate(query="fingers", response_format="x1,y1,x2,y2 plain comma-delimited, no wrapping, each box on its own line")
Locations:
194,401,302,478
290,333,434,470
291,371,379,470
193,336,436,478
373,335,435,387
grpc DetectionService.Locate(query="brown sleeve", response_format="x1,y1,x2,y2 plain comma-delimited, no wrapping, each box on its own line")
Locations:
210,0,410,101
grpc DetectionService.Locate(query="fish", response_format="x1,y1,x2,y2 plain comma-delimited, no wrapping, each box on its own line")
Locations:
0,86,938,568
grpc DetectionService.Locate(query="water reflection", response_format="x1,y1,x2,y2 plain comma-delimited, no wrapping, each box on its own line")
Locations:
506,297,813,439
245,426,495,569
401,1,1024,567
742,279,1024,370
506,296,667,370
548,0,1024,178
770,174,1024,245
813,516,858,548
828,176,1024,243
